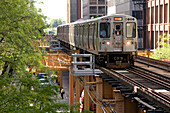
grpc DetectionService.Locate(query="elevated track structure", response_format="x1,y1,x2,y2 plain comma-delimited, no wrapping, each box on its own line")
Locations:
38,35,169,113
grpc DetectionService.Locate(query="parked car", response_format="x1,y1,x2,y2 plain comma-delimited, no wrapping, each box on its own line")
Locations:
37,73,47,79
39,78,49,87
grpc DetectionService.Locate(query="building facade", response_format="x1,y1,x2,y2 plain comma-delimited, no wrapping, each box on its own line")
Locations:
107,0,145,49
82,0,107,19
146,0,170,50
67,0,82,23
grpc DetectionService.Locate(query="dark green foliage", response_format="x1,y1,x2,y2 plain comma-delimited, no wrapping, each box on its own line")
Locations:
0,0,71,112
50,19,66,28
151,34,170,60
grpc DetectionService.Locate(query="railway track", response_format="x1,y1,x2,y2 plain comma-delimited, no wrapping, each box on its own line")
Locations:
126,66,170,90
98,66,170,112
136,55,170,72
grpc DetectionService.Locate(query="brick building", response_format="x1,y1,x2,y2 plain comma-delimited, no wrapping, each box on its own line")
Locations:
146,0,170,50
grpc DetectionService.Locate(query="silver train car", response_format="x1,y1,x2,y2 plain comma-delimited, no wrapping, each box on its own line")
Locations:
57,14,138,68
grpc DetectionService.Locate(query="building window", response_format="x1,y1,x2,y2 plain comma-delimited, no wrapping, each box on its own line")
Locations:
147,8,150,24
90,6,97,14
151,31,154,49
90,0,96,4
98,6,105,14
132,11,143,19
98,0,105,4
138,29,142,38
155,6,158,23
151,7,154,24
160,5,163,23
155,31,158,48
164,4,168,23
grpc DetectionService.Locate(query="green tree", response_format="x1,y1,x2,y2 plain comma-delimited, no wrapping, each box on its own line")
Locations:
50,19,66,28
0,0,70,112
151,34,170,60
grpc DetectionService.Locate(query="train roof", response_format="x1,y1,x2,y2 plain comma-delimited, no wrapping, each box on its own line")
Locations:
57,14,136,27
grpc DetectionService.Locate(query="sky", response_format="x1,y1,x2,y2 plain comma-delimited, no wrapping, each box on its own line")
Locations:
35,0,67,23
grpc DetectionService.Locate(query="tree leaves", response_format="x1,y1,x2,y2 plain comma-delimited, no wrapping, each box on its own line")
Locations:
0,0,71,112
151,34,170,60
50,19,66,28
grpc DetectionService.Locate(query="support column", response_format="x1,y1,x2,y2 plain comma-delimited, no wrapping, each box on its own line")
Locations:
84,76,90,111
112,87,116,110
58,70,63,87
96,76,103,113
125,97,138,113
115,90,124,113
75,78,81,104
69,67,74,105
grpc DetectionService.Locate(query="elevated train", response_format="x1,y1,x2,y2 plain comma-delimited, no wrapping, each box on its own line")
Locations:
57,14,138,68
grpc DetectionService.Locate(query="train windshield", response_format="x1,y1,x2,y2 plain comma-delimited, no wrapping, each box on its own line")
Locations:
126,23,136,38
100,22,110,38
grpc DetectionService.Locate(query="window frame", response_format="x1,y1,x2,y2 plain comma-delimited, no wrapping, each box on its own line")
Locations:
99,22,110,38
126,22,136,38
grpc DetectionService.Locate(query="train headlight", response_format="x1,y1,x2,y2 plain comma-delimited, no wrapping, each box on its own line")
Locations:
106,41,110,45
126,41,131,45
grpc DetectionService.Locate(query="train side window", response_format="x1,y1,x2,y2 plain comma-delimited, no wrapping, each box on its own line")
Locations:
126,22,136,38
100,22,110,38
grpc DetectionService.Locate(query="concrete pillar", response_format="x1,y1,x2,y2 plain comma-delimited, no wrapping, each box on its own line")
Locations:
69,67,74,105
96,76,103,113
58,70,63,87
115,90,124,113
84,76,90,111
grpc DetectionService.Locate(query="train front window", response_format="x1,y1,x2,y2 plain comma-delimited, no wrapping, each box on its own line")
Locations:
100,22,110,38
126,23,136,38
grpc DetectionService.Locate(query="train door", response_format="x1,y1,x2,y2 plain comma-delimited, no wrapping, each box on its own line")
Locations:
112,23,123,51
94,23,98,51
74,25,77,47
76,25,79,48
92,23,95,51
84,24,88,49
87,24,90,49
66,26,69,43
89,23,94,50
79,25,82,48
77,25,80,48
82,25,85,48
